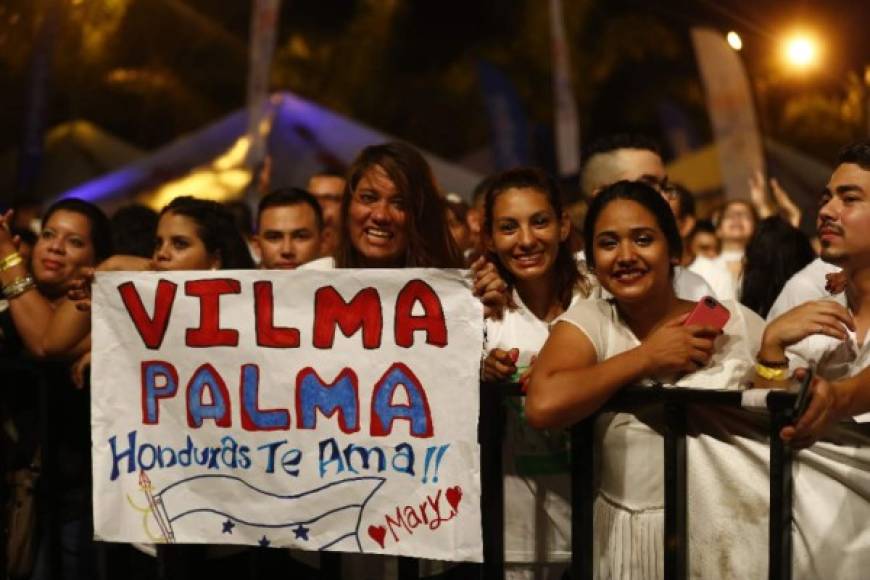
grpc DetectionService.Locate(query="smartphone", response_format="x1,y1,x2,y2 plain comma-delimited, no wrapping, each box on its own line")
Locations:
684,296,731,330
793,368,815,421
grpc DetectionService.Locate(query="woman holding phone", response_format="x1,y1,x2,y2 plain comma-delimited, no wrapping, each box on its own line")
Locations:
526,181,766,578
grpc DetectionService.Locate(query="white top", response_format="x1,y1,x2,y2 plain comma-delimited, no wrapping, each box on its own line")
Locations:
688,255,738,301
484,289,583,564
556,297,765,578
672,266,716,301
766,257,841,321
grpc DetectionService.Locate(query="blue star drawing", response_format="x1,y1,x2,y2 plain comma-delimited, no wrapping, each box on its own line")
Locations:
152,475,386,552
293,524,309,541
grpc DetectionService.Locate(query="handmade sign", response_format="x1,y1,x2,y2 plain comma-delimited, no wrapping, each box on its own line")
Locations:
91,269,483,562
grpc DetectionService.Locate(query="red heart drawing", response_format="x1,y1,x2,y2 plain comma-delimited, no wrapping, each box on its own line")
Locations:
445,486,463,512
368,525,387,548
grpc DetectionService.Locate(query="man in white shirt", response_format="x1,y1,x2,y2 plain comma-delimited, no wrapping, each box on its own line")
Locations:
760,141,870,380
766,257,842,321
580,133,715,300
747,141,870,578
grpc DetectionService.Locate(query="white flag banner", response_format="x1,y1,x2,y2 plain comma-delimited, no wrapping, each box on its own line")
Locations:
692,27,766,200
550,0,580,176
91,269,483,562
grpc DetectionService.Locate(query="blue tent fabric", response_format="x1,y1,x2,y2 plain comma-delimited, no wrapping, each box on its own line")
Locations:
58,93,484,206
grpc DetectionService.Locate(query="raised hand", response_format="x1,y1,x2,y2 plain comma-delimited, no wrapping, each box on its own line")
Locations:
470,255,507,320
770,178,801,228
0,209,17,253
748,171,774,219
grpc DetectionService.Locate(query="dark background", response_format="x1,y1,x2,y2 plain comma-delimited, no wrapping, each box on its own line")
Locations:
0,0,867,199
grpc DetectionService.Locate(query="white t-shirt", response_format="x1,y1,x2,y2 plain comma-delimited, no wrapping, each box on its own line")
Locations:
688,255,738,301
766,257,841,321
483,290,583,566
556,297,766,578
673,266,716,301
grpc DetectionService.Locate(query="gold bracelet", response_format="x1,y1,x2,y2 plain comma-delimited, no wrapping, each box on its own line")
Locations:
0,252,22,272
755,362,788,382
2,275,35,300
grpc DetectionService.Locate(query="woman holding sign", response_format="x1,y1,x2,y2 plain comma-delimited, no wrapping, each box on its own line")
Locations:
479,167,590,578
525,181,768,578
41,196,254,356
302,141,507,316
301,143,502,578
41,196,257,577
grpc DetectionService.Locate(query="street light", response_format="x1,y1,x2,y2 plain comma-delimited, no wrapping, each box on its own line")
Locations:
726,31,742,51
782,32,820,71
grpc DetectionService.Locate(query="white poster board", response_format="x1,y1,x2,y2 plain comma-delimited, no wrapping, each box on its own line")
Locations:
91,269,483,562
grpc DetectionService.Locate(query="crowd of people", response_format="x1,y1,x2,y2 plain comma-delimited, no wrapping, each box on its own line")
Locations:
1,135,869,579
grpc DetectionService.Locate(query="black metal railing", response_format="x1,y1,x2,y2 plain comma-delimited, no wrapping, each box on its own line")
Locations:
482,382,800,580
584,385,796,580
0,354,807,580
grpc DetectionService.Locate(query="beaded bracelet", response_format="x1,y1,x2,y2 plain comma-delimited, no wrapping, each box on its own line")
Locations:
2,275,35,300
0,252,22,272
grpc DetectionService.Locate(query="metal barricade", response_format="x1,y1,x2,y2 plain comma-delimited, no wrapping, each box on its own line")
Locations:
4,353,804,580
482,383,799,580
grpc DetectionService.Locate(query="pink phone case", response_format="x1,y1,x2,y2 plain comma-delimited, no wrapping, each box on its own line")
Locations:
684,296,730,330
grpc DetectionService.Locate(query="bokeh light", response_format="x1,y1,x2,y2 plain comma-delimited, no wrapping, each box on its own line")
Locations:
726,31,742,51
782,32,820,70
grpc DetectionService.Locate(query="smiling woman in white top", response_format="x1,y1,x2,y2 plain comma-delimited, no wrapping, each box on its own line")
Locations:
526,181,765,579
479,167,590,579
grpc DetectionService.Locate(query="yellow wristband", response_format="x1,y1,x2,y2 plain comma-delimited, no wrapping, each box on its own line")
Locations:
755,363,788,382
0,252,22,272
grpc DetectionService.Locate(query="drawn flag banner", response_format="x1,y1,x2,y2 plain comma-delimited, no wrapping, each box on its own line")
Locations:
91,269,484,562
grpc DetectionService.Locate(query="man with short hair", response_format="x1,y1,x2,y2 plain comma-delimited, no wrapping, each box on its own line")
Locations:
580,133,715,300
307,172,346,257
581,133,671,199
755,140,870,576
768,141,870,414
255,188,323,270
